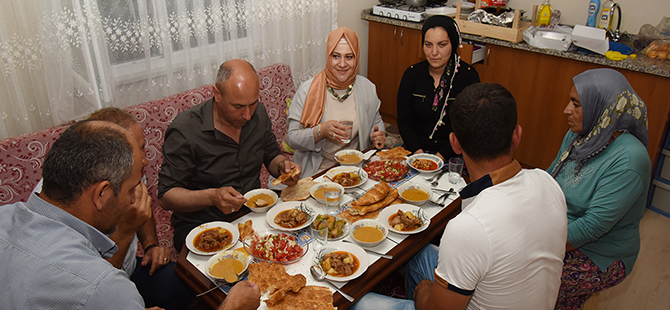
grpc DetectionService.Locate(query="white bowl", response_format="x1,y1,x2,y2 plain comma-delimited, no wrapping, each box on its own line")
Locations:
310,182,345,205
205,250,251,282
351,219,388,247
397,182,432,206
335,149,364,166
244,189,278,213
406,154,444,173
324,166,369,189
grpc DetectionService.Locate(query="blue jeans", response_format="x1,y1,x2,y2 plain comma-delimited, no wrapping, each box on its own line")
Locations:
130,258,194,310
350,244,440,310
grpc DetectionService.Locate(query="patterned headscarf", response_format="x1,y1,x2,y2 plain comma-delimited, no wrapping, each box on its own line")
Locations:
551,69,648,178
422,16,464,139
300,27,360,128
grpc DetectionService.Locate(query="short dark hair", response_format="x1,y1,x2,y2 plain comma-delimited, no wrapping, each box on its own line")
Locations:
42,120,135,204
450,83,517,162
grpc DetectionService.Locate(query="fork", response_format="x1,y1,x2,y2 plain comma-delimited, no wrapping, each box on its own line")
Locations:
430,169,449,187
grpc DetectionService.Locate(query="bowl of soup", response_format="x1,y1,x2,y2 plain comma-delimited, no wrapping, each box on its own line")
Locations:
351,219,388,247
397,182,432,206
335,150,364,166
205,250,251,283
244,189,278,213
310,182,345,205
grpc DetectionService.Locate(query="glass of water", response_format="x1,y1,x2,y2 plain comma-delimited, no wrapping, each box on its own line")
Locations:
448,157,464,184
324,188,342,216
339,119,353,144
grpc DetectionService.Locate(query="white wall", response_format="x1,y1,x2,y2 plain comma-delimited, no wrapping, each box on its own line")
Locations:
337,0,670,78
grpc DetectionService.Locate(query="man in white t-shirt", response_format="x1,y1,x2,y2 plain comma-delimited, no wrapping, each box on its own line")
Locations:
351,83,567,310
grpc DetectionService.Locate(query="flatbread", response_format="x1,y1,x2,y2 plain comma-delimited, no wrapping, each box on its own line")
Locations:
354,181,390,206
273,167,301,186
237,220,254,240
281,177,316,201
377,146,411,160
338,208,380,223
349,188,399,215
248,262,307,305
267,286,335,310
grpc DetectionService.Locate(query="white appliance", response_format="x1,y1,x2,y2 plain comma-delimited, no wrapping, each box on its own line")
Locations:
372,4,427,22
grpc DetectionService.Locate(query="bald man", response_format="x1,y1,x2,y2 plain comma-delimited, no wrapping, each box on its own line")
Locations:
158,59,301,251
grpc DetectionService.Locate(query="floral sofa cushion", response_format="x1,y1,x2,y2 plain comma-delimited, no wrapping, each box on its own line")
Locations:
0,63,296,260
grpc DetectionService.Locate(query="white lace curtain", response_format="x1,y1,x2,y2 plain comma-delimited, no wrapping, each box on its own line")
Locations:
0,0,336,139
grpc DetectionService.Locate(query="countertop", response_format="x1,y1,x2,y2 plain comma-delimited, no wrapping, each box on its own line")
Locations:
362,9,670,78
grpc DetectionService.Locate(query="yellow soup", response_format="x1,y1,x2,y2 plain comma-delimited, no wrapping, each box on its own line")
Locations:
401,188,429,201
210,258,245,281
338,154,361,164
247,193,274,207
353,226,384,243
313,187,340,202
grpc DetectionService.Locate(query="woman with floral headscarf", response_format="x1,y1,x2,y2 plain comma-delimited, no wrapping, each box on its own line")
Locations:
397,15,480,161
287,27,386,178
548,69,651,310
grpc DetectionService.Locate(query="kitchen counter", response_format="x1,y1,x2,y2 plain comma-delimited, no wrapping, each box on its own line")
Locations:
362,9,670,78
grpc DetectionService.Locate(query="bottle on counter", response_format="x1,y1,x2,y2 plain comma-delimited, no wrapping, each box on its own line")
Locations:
537,0,552,26
598,0,614,30
586,0,601,27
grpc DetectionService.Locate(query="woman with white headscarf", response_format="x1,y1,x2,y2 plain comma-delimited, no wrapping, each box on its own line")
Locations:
287,27,386,178
549,68,651,310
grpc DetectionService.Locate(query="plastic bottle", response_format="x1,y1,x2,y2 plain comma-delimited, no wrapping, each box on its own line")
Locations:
586,0,601,27
537,0,552,26
598,0,614,30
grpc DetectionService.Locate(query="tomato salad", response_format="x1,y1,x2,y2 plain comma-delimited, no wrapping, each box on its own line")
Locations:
363,159,409,182
244,233,305,263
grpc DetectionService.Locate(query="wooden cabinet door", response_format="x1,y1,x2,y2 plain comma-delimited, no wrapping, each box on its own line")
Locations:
368,21,424,125
474,44,670,170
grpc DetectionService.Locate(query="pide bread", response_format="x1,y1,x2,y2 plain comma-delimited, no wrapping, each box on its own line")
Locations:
273,167,301,186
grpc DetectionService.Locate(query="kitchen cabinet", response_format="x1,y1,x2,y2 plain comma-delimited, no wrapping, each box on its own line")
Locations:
368,21,424,125
472,44,670,169
367,21,475,125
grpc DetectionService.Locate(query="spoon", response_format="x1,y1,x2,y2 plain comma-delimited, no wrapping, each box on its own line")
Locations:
310,265,355,302
197,270,239,297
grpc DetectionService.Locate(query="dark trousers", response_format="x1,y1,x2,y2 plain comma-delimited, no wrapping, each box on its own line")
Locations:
130,258,195,310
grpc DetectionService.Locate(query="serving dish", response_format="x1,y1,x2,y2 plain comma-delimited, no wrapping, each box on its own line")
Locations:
351,219,388,247
313,241,369,282
242,230,309,264
311,214,350,242
186,221,239,255
335,149,364,166
310,182,345,205
265,201,315,231
362,157,409,182
406,153,444,173
324,166,368,189
243,188,278,213
397,182,432,206
378,204,430,235
205,250,251,283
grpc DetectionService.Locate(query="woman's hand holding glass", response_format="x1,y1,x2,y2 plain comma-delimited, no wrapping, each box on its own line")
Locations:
319,120,350,144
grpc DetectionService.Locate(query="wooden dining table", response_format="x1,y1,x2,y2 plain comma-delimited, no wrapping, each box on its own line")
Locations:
175,169,464,310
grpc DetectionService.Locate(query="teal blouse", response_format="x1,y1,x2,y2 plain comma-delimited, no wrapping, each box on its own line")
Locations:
548,131,651,275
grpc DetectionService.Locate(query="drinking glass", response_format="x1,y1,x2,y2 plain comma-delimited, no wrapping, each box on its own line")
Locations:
324,188,342,216
448,157,464,184
310,224,328,251
339,119,353,144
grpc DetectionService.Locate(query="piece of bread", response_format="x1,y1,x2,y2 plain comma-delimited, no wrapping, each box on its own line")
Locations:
267,286,335,310
377,146,411,160
349,188,399,215
353,181,390,206
273,167,301,186
281,177,316,201
237,220,254,240
338,208,381,223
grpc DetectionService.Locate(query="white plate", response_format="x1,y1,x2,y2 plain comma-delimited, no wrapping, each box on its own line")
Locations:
378,204,430,235
406,154,444,173
314,241,369,282
265,201,315,231
324,166,368,189
186,221,239,255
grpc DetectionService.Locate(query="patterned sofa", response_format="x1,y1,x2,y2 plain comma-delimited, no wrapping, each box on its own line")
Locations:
0,63,296,260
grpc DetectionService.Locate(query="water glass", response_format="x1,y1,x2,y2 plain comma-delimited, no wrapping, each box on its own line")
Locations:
324,188,342,216
448,157,464,184
339,119,353,144
310,224,328,251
